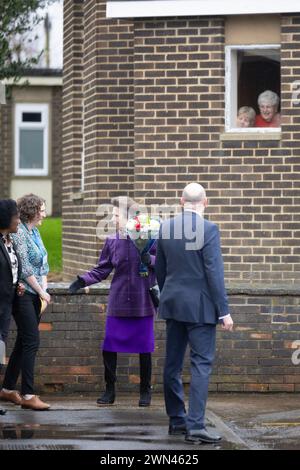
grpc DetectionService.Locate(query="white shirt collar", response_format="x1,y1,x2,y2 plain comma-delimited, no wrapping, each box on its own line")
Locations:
183,208,203,216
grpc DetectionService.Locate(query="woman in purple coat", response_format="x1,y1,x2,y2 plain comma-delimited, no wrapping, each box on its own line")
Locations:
69,197,156,407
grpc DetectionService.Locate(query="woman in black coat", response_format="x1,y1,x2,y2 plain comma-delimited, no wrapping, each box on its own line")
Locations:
0,200,22,415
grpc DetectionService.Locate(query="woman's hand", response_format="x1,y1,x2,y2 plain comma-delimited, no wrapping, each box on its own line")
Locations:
16,282,25,296
141,252,151,267
69,277,86,294
40,290,51,304
26,275,51,302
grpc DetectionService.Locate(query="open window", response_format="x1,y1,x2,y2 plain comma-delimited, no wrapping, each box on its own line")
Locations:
15,103,49,176
225,45,281,132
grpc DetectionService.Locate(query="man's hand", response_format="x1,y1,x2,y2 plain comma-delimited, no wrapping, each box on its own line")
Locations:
221,315,233,331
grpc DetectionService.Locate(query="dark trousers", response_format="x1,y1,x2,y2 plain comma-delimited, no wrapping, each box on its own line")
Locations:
0,301,14,375
103,350,152,391
0,364,4,413
0,303,13,344
2,293,41,395
163,319,216,431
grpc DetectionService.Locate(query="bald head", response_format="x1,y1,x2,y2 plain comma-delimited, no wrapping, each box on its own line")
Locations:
182,183,206,202
181,183,207,212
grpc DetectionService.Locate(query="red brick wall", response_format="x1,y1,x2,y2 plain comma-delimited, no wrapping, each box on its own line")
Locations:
1,284,299,394
63,6,300,284
133,15,300,284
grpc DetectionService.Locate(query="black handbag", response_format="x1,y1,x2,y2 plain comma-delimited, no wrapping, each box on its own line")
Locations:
149,284,160,308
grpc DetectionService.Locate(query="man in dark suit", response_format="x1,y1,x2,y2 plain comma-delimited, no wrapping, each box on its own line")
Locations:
155,183,233,444
0,200,22,415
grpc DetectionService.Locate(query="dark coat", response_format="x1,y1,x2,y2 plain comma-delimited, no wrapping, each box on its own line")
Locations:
0,237,22,343
81,233,157,317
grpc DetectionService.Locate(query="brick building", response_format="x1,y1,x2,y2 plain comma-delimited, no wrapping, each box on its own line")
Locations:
0,70,63,216
63,0,300,285
4,283,300,395
6,0,297,394
0,1,63,216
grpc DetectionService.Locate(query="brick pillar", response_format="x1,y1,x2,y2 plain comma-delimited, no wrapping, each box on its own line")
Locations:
62,0,135,278
62,0,84,277
52,86,63,216
83,0,134,202
279,14,300,282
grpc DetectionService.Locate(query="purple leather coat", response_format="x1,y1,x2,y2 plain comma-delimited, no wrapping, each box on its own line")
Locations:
80,233,157,317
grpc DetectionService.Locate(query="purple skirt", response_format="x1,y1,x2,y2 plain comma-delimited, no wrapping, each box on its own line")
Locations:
102,315,155,353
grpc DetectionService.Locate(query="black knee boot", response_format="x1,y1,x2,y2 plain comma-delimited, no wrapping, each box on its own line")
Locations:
97,351,117,405
139,353,152,407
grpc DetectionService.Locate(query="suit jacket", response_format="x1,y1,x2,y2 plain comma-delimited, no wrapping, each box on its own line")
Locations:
155,211,229,324
0,237,22,308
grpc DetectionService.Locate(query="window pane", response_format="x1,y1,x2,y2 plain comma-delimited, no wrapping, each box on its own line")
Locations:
237,49,280,116
19,129,44,169
22,112,42,122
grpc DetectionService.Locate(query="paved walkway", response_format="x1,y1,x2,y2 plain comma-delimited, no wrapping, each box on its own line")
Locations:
0,393,300,450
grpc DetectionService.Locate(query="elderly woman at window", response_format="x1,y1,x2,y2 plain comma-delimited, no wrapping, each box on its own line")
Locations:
255,90,281,128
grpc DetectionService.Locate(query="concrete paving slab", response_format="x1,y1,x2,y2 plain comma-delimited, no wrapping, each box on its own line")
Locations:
1,393,300,450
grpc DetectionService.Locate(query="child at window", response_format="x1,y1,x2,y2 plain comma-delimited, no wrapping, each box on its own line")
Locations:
236,106,256,128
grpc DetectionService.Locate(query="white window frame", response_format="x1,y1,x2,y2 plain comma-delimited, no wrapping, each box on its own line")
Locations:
225,44,281,133
15,103,49,176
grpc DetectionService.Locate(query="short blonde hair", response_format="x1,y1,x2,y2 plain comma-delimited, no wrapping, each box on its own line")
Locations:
237,106,256,126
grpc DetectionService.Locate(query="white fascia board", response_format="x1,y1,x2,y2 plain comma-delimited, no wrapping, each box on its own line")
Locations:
107,0,300,19
3,76,62,86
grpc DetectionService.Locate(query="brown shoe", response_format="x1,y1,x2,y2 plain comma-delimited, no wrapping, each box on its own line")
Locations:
0,390,22,405
21,396,51,411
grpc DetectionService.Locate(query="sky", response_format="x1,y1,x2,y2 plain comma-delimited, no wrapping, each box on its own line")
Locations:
47,0,63,68
28,0,63,69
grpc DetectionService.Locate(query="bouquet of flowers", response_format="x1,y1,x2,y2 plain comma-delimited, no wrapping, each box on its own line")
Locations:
126,214,160,276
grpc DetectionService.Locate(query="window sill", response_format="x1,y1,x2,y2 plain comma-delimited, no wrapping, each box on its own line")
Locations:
220,132,281,141
13,174,50,178
70,191,85,201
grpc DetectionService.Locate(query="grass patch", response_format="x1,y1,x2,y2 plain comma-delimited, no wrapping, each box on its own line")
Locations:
39,217,62,275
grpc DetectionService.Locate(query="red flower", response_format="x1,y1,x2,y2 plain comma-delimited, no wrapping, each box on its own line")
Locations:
134,216,141,231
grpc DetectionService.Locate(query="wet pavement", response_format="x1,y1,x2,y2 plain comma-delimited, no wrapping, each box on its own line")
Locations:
0,393,300,450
